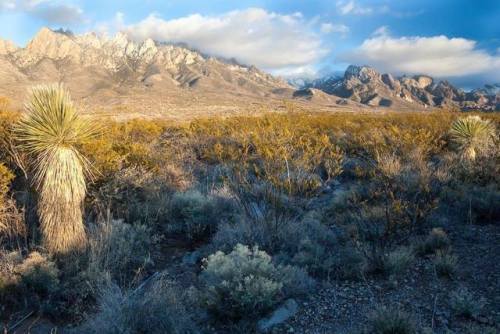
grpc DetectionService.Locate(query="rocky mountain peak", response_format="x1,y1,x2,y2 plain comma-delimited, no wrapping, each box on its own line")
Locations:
305,64,498,111
0,38,18,55
345,65,381,83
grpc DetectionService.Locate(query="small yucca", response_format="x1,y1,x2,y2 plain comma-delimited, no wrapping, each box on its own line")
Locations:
14,84,97,254
449,116,496,161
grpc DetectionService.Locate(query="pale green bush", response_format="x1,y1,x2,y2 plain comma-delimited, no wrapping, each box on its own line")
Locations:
200,244,313,319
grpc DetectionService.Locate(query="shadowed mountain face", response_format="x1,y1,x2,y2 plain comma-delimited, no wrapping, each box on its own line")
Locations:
302,65,499,111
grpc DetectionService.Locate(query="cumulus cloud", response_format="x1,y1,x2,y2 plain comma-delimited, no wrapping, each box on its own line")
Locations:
0,0,84,24
120,8,328,70
343,34,500,81
321,23,349,36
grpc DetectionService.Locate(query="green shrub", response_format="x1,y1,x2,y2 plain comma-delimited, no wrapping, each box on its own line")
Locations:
200,244,313,319
450,288,485,318
78,274,197,334
87,219,153,287
366,306,416,334
434,250,457,278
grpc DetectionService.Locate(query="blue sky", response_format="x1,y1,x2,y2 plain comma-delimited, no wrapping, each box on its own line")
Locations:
0,0,499,87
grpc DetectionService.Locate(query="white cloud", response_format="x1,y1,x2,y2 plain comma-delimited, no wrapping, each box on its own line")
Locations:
336,0,373,15
343,34,500,81
0,0,84,24
321,23,349,36
120,8,328,70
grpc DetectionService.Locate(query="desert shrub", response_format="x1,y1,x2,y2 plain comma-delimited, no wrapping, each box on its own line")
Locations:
434,250,458,278
211,212,362,279
87,219,153,287
78,274,197,334
89,167,172,224
166,190,236,242
450,288,485,318
0,251,59,316
199,244,313,319
0,250,24,311
449,116,496,162
191,113,344,197
416,228,450,255
279,213,363,279
0,163,26,249
0,163,14,198
16,251,59,296
366,306,416,334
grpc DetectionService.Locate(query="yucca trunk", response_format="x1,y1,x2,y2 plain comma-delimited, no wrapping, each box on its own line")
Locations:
38,147,87,253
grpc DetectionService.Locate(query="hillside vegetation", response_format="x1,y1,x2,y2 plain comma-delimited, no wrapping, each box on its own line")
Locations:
0,97,499,333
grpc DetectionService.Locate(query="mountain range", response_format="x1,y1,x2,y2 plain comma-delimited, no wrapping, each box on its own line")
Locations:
0,28,498,118
294,67,499,111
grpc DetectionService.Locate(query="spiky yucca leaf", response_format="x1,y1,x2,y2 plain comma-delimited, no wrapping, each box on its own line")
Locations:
449,116,496,161
13,84,97,254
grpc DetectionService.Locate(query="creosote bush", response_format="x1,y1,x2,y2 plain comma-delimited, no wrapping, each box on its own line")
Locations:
200,244,313,319
13,84,97,255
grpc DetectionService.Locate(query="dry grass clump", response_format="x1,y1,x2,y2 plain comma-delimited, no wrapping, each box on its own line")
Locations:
78,274,197,334
434,250,458,278
416,228,450,255
13,84,97,255
366,306,416,334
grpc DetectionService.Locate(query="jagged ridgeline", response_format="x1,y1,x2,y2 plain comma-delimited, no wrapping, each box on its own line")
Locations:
293,65,499,111
0,28,498,117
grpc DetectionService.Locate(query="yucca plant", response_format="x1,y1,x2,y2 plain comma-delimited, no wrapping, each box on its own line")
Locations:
449,116,496,162
13,84,97,254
